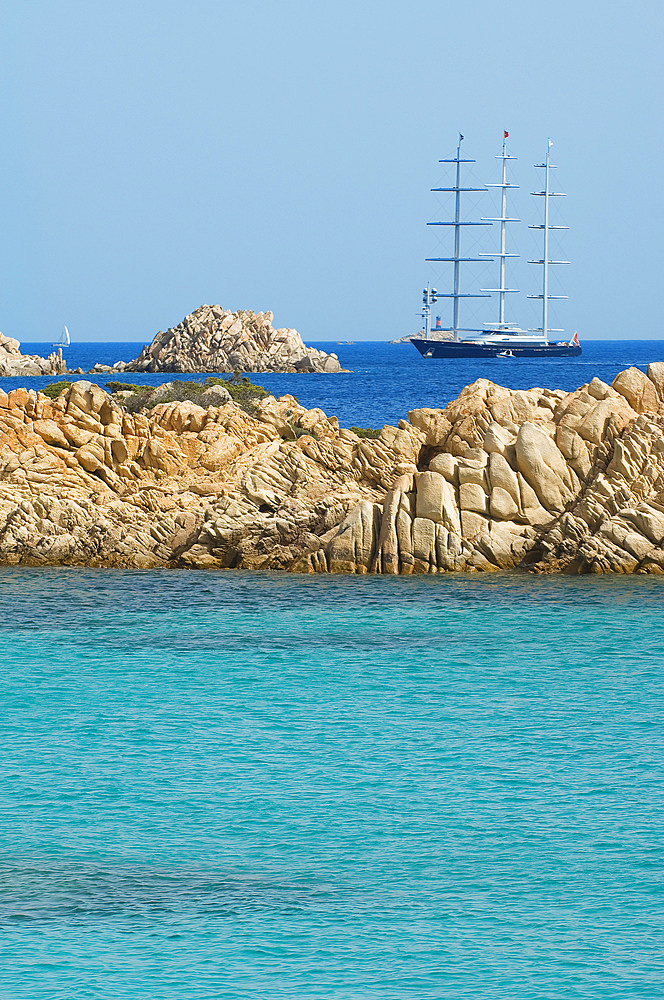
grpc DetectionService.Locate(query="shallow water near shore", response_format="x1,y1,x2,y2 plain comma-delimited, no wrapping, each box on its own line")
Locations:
1,568,663,998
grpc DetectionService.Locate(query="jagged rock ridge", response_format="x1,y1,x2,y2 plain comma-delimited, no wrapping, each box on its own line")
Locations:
2,364,664,573
0,333,67,377
122,304,342,374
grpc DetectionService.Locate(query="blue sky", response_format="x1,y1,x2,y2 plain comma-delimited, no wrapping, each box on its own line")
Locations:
1,0,661,342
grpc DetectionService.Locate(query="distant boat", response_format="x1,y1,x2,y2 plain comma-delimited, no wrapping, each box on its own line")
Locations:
410,134,581,359
53,325,71,348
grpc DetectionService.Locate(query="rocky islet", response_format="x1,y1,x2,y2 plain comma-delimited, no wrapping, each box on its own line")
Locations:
0,334,69,378
0,305,343,378
1,364,664,573
114,304,343,374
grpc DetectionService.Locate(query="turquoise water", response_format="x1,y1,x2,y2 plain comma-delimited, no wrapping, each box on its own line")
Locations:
1,568,663,998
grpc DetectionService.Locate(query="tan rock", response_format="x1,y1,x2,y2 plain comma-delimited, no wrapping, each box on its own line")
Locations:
515,422,575,513
459,482,487,514
0,333,67,378
646,362,664,400
483,421,516,458
328,501,380,573
612,367,660,414
587,377,613,401
124,305,343,374
487,452,520,503
0,368,662,575
490,486,520,521
414,471,461,534
412,517,437,573
428,451,458,483
555,424,592,480
407,408,452,447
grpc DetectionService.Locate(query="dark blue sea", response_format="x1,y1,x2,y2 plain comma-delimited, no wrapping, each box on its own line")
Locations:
2,343,663,998
11,338,664,428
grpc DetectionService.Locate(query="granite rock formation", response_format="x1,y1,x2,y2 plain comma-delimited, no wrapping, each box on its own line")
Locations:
2,365,664,573
0,334,67,377
122,305,342,374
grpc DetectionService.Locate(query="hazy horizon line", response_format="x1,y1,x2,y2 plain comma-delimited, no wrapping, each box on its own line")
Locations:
15,337,664,345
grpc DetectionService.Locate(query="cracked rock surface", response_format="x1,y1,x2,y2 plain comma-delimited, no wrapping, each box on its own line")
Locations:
123,304,342,374
3,364,664,573
0,333,66,377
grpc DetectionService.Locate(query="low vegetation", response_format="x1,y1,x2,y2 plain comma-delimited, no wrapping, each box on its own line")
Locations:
291,425,319,441
105,381,144,393
206,374,270,403
106,374,272,414
42,380,77,399
42,373,281,417
350,426,381,439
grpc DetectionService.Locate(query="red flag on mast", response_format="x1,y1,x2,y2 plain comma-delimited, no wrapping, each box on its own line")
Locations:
504,130,509,138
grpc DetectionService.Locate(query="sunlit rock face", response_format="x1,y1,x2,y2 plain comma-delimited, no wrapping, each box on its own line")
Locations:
123,304,342,374
2,365,664,574
0,333,66,377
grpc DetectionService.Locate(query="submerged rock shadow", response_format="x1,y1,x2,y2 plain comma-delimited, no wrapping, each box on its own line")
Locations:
0,861,316,925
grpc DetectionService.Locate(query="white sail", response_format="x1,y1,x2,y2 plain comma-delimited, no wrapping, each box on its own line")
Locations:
53,325,71,347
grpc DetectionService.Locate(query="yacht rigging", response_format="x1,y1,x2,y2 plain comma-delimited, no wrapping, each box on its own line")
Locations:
410,134,581,359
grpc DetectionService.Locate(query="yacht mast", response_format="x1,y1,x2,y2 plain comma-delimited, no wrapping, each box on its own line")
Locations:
426,134,490,341
480,131,520,329
421,282,437,339
528,139,569,340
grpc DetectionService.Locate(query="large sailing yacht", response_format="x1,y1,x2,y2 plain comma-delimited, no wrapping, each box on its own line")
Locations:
410,134,581,359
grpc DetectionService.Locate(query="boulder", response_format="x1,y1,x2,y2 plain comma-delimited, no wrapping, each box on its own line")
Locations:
612,367,659,413
198,384,232,407
515,422,574,513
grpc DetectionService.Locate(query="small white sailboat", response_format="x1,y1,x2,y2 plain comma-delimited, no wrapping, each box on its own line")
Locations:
53,325,71,348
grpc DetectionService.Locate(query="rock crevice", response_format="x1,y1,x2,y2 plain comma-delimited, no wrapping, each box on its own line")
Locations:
0,333,67,377
1,365,664,573
121,305,342,374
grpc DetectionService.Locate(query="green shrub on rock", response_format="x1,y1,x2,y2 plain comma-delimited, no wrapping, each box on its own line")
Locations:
120,389,157,413
291,424,319,441
42,381,76,399
105,381,145,393
205,375,270,402
104,374,272,415
350,426,381,439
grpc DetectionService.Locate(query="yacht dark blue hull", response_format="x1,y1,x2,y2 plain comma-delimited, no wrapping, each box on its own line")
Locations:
410,338,582,359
